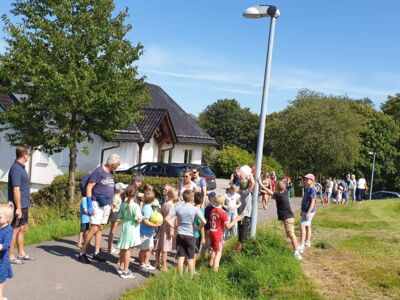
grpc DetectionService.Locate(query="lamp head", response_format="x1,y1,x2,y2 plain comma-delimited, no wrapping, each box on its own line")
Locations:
368,151,375,155
243,5,280,19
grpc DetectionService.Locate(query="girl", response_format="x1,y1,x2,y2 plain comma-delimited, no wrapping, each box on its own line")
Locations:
223,184,241,239
0,205,14,299
260,173,271,210
155,188,179,272
116,185,143,279
108,182,127,254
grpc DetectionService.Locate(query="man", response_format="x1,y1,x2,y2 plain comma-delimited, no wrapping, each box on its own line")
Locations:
8,145,35,264
78,154,120,264
192,166,207,207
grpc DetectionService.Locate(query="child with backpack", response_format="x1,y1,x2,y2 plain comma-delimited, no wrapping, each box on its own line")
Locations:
116,185,143,279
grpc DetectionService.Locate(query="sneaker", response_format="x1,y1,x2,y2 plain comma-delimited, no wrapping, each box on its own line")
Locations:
116,266,124,275
146,263,156,271
10,258,24,265
140,264,149,271
17,254,35,261
294,252,303,261
305,241,311,248
298,244,305,254
77,254,91,264
92,253,107,262
120,270,136,279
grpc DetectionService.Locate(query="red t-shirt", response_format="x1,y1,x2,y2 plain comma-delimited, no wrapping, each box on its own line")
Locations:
209,207,228,240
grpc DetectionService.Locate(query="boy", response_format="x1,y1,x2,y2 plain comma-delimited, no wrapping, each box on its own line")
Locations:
77,196,92,249
209,194,243,272
166,190,206,278
200,192,216,261
299,174,317,253
258,179,302,260
194,192,205,257
139,190,159,271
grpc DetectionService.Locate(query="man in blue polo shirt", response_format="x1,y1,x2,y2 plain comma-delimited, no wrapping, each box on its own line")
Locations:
8,145,35,264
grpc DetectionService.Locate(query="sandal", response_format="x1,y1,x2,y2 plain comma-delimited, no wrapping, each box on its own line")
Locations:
10,258,24,265
17,254,35,261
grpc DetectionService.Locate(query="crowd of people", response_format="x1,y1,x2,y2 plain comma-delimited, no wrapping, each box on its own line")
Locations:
2,145,371,298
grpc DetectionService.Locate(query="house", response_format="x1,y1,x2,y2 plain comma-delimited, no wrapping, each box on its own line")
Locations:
0,83,217,189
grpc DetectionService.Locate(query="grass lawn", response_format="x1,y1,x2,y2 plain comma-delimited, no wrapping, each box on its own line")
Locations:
122,227,321,300
300,200,400,299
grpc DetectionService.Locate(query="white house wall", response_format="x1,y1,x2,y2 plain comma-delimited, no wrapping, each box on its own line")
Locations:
171,144,203,164
141,137,158,163
103,142,139,170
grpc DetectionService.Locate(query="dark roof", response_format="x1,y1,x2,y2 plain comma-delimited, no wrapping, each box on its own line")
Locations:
136,108,168,142
146,83,217,146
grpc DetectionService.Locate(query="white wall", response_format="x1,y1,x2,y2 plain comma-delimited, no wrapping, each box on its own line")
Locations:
103,141,139,171
171,144,203,164
141,137,158,163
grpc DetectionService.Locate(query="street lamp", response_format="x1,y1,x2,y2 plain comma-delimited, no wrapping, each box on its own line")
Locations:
243,5,280,238
368,151,376,200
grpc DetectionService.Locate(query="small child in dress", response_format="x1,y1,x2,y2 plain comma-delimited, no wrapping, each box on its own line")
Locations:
77,196,93,249
223,184,241,240
139,190,160,271
209,194,243,272
108,182,128,254
155,187,179,272
0,205,14,300
117,185,143,279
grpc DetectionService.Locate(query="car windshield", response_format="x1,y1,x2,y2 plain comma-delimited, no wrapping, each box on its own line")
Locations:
201,167,214,176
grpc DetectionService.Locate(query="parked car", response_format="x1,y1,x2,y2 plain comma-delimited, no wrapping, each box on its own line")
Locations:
364,191,400,200
115,162,217,190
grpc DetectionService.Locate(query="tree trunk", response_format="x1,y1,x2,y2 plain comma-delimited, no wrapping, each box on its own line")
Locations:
68,143,78,205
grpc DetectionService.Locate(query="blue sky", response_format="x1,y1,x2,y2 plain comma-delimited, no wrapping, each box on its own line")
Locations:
1,0,400,115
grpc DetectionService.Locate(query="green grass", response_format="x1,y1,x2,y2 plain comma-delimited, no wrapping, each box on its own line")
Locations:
121,227,321,300
303,200,400,299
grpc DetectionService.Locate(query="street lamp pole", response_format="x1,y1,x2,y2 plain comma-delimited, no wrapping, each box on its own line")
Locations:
243,5,280,238
368,152,376,200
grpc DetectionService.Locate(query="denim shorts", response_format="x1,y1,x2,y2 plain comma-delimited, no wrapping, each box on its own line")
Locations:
301,211,316,226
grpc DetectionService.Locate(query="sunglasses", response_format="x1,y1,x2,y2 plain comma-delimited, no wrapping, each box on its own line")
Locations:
192,171,198,174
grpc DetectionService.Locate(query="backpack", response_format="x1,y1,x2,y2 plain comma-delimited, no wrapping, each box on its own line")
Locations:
80,171,92,197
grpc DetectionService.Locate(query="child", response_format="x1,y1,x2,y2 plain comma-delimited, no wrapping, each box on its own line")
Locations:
299,174,317,253
139,190,159,271
223,185,241,240
258,179,302,260
155,188,179,272
108,182,128,254
0,205,14,299
166,190,206,278
209,194,243,272
194,192,205,257
77,196,92,249
116,185,143,279
200,192,216,261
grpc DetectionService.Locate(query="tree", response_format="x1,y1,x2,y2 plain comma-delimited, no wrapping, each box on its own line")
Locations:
381,93,400,124
198,99,259,153
266,89,364,177
0,0,149,203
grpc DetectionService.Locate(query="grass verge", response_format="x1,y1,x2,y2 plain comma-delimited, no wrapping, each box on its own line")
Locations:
300,200,400,299
121,227,321,300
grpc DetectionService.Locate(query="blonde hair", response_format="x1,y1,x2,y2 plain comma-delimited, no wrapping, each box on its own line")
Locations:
143,184,154,192
0,205,13,224
167,187,178,200
215,194,224,206
229,184,237,193
144,190,155,204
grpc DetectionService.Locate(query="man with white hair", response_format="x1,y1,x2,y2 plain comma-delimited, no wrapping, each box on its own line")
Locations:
78,154,121,264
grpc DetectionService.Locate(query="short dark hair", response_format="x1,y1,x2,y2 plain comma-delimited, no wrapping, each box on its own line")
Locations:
16,145,29,159
182,190,194,203
194,192,202,205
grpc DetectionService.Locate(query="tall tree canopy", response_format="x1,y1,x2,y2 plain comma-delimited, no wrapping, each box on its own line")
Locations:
381,93,400,125
266,89,400,189
198,99,259,153
0,0,149,203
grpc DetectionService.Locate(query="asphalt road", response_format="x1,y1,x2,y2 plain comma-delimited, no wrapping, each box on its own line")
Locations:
6,179,301,300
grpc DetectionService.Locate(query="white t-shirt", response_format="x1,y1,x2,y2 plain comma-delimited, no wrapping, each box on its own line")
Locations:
326,180,334,193
357,178,367,189
224,192,240,212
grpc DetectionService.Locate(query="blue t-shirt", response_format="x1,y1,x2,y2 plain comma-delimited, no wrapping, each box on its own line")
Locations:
8,161,30,208
80,197,91,224
89,166,115,205
140,204,155,237
302,187,317,213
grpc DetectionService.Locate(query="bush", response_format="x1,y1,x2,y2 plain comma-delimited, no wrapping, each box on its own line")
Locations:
216,146,254,178
201,146,219,170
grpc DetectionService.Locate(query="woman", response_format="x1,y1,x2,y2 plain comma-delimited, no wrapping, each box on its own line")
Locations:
260,173,271,210
356,174,368,202
178,170,198,200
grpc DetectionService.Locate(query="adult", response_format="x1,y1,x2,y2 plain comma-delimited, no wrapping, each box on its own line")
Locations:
350,174,357,202
78,154,120,264
192,166,207,206
178,170,197,200
8,145,35,264
324,177,333,204
270,171,277,192
356,174,368,202
235,174,254,252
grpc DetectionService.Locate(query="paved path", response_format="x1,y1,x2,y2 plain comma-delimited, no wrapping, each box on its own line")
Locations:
6,179,301,300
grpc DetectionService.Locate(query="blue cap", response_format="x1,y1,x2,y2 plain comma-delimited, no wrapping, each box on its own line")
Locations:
208,191,217,198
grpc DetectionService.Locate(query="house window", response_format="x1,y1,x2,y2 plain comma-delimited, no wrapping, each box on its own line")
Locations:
184,149,193,163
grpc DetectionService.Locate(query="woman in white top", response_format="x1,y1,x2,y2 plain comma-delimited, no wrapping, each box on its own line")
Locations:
178,170,198,200
356,174,368,202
